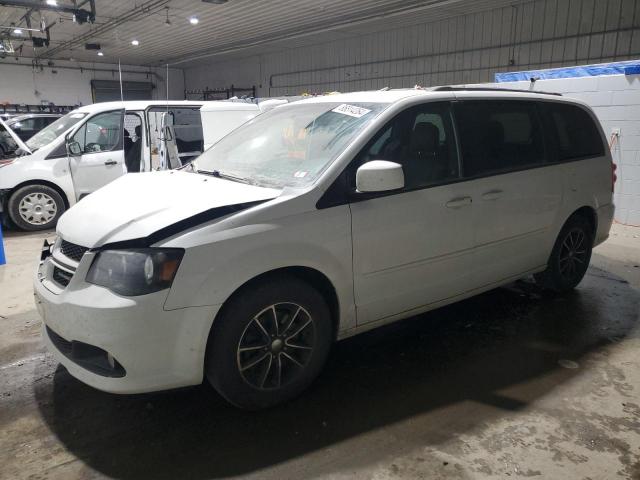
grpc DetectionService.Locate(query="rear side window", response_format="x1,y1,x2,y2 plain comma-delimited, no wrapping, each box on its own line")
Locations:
454,101,546,177
542,102,604,161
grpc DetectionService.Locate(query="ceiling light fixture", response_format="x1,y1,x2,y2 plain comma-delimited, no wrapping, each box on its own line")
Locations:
131,39,139,46
97,51,104,56
189,16,199,25
13,28,22,34
46,0,57,5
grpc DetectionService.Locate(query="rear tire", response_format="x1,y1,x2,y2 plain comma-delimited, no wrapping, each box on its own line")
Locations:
205,275,333,410
534,214,593,292
8,184,66,231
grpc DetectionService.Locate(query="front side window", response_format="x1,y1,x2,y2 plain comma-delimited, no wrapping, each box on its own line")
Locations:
26,112,87,152
355,102,459,189
454,101,546,177
195,102,389,189
542,102,604,161
72,111,123,153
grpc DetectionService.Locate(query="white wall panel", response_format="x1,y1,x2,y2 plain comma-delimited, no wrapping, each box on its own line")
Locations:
0,61,184,105
182,0,640,98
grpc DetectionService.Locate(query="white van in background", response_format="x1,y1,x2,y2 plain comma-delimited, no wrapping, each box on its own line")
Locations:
0,100,264,231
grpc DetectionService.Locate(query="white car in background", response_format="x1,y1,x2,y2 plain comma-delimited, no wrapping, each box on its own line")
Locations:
0,100,263,231
35,88,614,409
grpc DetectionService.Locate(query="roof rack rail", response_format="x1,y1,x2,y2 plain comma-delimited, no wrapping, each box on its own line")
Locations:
433,86,562,96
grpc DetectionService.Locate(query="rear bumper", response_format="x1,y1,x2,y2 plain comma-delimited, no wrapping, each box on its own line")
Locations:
594,203,615,247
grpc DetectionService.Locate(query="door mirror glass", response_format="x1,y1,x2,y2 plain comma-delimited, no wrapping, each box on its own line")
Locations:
67,140,82,156
356,160,404,193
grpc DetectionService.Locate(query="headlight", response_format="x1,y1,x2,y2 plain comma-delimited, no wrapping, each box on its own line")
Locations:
86,249,184,296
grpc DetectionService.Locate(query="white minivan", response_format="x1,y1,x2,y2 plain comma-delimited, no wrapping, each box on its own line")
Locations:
34,88,614,409
0,100,263,231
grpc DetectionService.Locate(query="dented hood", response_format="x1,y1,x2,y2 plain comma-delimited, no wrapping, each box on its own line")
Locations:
56,170,280,247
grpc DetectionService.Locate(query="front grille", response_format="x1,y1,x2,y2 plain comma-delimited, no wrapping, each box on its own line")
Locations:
60,240,88,263
52,266,72,287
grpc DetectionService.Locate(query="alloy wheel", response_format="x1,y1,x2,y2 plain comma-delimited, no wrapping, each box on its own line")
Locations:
558,228,588,281
237,302,315,390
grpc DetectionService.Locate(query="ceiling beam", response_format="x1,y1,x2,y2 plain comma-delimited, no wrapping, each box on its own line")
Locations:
0,0,91,16
38,0,169,59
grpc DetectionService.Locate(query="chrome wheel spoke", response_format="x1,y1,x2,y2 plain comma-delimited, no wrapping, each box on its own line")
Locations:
239,344,269,353
281,351,304,368
275,355,282,388
252,316,271,341
285,342,312,351
271,305,280,336
259,355,273,388
240,352,270,372
282,306,301,336
286,318,312,342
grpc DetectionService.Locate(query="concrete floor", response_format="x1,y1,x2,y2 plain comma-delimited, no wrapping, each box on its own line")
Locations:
0,224,639,480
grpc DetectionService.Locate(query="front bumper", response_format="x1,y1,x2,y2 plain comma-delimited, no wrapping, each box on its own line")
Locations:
34,243,220,394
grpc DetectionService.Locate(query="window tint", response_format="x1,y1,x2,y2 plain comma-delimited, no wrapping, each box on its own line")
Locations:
542,102,604,161
39,117,58,129
455,101,546,177
357,102,459,189
11,118,38,133
170,108,203,154
72,111,123,153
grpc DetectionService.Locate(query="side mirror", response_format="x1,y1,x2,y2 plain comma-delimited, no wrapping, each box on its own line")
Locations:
356,160,404,193
67,140,82,156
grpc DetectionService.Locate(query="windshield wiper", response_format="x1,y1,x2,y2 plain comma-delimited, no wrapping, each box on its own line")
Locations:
197,169,253,185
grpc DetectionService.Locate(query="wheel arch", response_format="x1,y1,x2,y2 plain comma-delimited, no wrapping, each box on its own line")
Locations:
8,179,71,209
210,266,341,342
566,205,597,241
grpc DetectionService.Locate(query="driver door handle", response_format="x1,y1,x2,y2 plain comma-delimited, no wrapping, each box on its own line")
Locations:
481,189,504,201
104,160,117,166
445,196,472,209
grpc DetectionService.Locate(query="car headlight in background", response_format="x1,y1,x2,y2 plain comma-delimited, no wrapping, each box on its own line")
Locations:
86,249,184,296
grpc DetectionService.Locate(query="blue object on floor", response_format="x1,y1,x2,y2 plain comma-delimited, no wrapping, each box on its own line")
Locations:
0,223,5,265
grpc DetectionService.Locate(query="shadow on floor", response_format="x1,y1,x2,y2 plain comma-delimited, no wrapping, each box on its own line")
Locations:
34,268,640,479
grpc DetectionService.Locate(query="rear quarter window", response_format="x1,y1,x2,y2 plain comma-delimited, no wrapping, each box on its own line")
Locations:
542,102,605,161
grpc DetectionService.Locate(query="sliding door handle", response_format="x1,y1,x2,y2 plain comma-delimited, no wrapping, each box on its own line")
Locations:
445,196,472,208
104,160,117,166
481,189,503,201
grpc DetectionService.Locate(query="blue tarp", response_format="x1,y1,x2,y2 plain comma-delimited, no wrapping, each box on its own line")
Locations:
0,223,5,265
495,60,640,82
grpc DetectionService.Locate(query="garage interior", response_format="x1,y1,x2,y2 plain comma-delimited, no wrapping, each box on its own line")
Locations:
1,0,640,479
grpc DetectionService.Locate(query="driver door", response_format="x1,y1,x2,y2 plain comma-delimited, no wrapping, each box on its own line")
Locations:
68,109,125,200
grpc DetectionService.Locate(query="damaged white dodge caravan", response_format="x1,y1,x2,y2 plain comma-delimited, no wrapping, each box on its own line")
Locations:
35,88,614,409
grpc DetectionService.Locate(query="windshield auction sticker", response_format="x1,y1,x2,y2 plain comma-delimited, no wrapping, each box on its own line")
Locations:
332,104,372,118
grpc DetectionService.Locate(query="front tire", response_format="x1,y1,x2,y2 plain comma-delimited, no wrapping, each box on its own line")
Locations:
8,184,66,231
205,275,333,410
534,214,593,292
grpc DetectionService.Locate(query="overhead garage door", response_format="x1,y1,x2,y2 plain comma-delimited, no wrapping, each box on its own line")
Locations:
91,80,153,102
